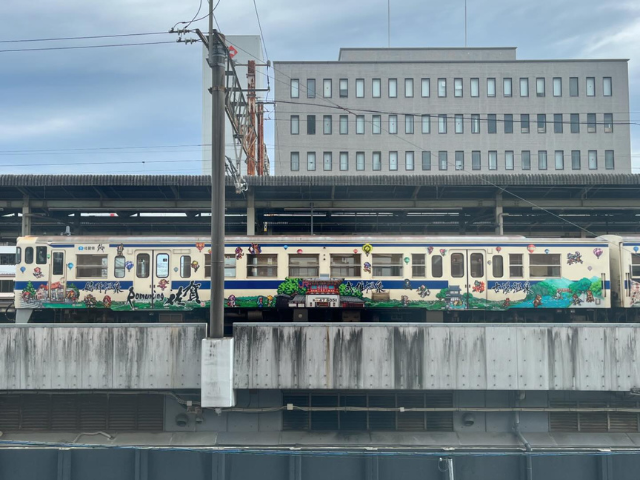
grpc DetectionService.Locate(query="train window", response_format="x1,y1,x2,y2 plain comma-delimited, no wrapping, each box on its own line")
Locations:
36,246,47,265
114,255,125,278
451,253,464,278
330,254,361,278
180,255,191,278
412,254,426,277
432,255,443,278
372,254,403,277
509,254,523,277
470,253,484,278
632,255,640,279
246,254,278,277
156,254,169,278
77,254,108,278
530,254,561,278
16,247,21,264
136,254,150,278
492,255,504,278
205,254,211,277
289,254,319,277
52,252,64,276
225,255,236,278
25,247,33,265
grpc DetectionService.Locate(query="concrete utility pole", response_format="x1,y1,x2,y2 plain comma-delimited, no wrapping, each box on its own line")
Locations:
208,5,226,339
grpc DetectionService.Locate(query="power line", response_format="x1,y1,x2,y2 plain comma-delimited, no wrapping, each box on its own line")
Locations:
0,32,171,44
0,40,184,54
251,0,270,65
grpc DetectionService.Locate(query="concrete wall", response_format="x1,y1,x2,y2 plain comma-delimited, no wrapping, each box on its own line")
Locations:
233,323,640,391
0,324,205,389
338,47,518,62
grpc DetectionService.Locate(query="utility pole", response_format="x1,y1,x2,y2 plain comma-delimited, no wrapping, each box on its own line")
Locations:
208,3,226,339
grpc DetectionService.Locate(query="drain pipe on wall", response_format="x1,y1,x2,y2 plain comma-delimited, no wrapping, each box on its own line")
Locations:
513,394,534,480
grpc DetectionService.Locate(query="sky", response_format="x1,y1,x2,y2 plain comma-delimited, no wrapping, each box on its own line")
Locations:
0,0,638,175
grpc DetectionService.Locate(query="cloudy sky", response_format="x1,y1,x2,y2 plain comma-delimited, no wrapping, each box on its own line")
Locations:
0,0,638,175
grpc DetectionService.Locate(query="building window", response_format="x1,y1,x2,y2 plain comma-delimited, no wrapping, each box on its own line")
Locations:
340,152,348,171
405,115,414,134
454,78,463,97
504,114,513,134
389,115,398,134
289,254,319,277
489,151,497,170
470,78,479,97
438,78,446,97
555,150,564,170
422,151,431,171
505,151,514,170
432,255,443,277
604,113,613,133
373,152,382,171
569,77,579,97
493,255,504,278
454,114,463,133
180,255,191,278
323,79,332,98
405,151,415,171
570,114,579,133
603,77,612,96
290,115,299,135
605,150,615,170
451,253,464,277
356,115,365,134
554,114,563,133
405,78,414,97
421,114,430,134
530,254,561,278
455,151,464,170
339,115,348,134
291,79,299,98
586,77,595,96
521,114,530,133
588,150,597,170
78,254,108,279
330,254,361,277
510,254,523,277
339,78,348,97
323,152,332,171
323,115,332,135
587,113,596,133
472,151,481,170
438,114,447,134
356,78,364,98
372,78,381,98
571,150,581,170
356,152,365,171
438,151,448,171
291,152,300,171
247,254,278,278
372,115,381,134
522,150,531,170
389,151,398,171
537,114,546,133
307,115,316,135
421,78,430,97
471,114,480,133
307,152,316,171
389,78,397,98
553,77,562,97
488,114,497,134
503,78,512,97
487,78,496,97
538,150,548,170
307,78,316,98
412,254,426,277
536,77,545,97
520,78,529,97
373,254,403,277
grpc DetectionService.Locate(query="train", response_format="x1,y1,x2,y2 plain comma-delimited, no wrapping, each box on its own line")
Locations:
0,246,16,321
10,234,640,324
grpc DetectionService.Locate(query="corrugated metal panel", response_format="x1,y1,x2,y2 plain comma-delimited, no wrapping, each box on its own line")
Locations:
549,400,640,433
426,391,454,432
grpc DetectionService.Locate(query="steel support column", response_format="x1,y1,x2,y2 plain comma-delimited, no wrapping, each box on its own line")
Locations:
246,189,256,236
21,195,31,236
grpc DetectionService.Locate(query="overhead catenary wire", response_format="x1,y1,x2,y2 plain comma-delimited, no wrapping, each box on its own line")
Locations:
0,40,187,54
0,31,173,43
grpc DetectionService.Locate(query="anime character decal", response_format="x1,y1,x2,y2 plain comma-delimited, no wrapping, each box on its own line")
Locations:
249,243,262,255
567,252,583,265
235,247,244,260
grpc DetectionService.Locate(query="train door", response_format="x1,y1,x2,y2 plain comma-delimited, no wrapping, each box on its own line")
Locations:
132,250,171,309
449,249,488,309
48,250,66,302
